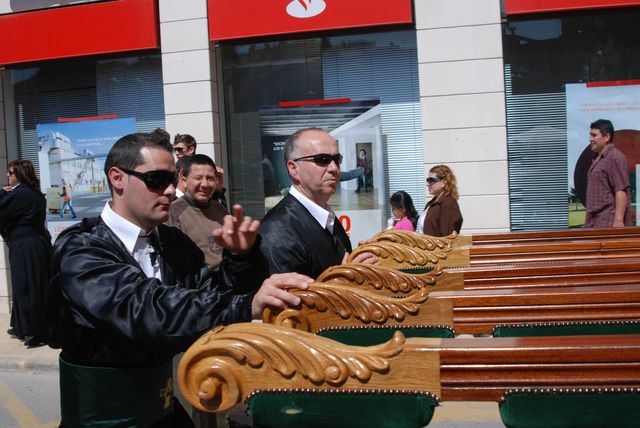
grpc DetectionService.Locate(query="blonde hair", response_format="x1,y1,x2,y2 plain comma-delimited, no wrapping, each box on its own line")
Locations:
429,165,459,200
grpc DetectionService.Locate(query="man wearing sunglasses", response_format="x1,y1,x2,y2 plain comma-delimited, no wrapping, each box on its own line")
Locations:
49,132,311,427
258,127,377,280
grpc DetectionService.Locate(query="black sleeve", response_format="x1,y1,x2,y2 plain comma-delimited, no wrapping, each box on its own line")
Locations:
55,232,257,353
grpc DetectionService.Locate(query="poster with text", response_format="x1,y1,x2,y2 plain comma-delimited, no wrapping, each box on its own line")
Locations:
566,83,639,227
36,117,136,241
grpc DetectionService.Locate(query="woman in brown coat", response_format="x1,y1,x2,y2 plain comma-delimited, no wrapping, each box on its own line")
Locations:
417,165,463,237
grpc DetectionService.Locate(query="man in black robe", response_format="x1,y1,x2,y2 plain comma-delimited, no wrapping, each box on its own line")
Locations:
258,128,376,279
49,132,311,427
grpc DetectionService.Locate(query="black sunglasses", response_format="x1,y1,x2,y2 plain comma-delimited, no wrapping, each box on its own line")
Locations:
293,153,343,167
426,176,442,185
173,147,186,153
120,168,178,190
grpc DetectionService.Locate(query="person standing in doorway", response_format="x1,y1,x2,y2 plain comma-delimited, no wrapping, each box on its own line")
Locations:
355,149,369,193
585,119,632,228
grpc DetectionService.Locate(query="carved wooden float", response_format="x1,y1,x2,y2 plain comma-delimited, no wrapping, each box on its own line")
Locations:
319,258,640,295
262,282,640,335
177,322,640,413
348,237,640,269
370,226,640,249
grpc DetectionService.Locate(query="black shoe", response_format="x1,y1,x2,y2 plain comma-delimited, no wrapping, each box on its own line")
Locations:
24,336,47,349
7,328,24,340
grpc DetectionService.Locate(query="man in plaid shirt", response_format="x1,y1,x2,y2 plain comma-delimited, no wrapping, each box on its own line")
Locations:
584,119,632,228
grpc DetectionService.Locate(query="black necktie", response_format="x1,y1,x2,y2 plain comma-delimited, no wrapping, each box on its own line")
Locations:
331,222,346,255
143,232,163,265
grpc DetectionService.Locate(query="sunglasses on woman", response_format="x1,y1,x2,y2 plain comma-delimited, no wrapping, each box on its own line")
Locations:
293,153,343,166
120,168,178,190
426,176,442,185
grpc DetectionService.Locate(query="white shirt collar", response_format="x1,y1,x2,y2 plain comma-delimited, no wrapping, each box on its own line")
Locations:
289,185,333,230
100,201,155,254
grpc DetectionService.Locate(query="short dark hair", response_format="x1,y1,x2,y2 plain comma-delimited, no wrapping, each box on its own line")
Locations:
9,159,40,191
104,132,173,191
283,127,327,164
174,133,197,149
590,119,615,143
180,154,216,177
151,128,171,145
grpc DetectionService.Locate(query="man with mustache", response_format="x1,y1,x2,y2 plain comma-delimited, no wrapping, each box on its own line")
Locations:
49,132,310,427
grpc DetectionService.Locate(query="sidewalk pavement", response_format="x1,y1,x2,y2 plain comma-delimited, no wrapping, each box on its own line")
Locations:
0,313,59,371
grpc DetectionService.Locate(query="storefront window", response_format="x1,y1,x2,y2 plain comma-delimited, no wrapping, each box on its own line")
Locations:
220,29,423,245
503,8,640,229
8,53,165,238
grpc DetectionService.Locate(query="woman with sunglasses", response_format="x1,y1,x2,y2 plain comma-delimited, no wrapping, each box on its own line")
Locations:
417,164,463,237
0,160,51,348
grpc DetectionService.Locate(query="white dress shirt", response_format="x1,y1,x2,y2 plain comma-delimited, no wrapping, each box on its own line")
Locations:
100,202,162,279
289,186,335,231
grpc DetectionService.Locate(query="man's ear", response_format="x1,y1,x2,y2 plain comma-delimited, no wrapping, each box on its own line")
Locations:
287,159,299,182
179,170,187,183
108,167,126,192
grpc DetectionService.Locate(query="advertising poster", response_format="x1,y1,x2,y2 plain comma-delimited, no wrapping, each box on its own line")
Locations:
259,99,386,247
566,83,640,227
36,117,136,241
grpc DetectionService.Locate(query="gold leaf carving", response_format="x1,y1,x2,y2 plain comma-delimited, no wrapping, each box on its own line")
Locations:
371,230,456,252
317,263,442,294
178,323,406,412
347,242,449,267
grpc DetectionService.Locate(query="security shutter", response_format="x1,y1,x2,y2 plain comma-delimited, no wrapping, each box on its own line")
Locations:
11,54,164,177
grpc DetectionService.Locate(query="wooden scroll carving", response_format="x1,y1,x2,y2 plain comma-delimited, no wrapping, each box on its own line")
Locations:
177,323,430,413
262,283,450,333
178,323,640,413
262,281,640,335
316,263,449,294
370,230,456,251
346,241,454,269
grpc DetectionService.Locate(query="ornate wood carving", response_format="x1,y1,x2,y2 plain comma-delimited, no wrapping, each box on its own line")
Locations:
263,283,437,333
346,241,450,268
316,263,446,294
261,281,640,335
178,323,640,413
370,230,457,251
177,323,428,413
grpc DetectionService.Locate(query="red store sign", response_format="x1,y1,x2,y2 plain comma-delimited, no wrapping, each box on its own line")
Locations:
506,0,640,15
208,0,413,41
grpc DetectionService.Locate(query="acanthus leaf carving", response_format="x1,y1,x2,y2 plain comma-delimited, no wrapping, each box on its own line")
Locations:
371,230,456,252
317,263,442,293
178,323,407,412
347,242,449,266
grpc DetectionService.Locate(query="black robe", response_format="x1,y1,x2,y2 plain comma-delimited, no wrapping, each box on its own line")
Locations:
258,194,352,279
0,185,51,339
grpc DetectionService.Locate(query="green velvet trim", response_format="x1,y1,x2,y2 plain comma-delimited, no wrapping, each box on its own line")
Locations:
319,326,454,346
493,321,640,337
248,390,438,428
499,389,640,428
398,267,434,274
